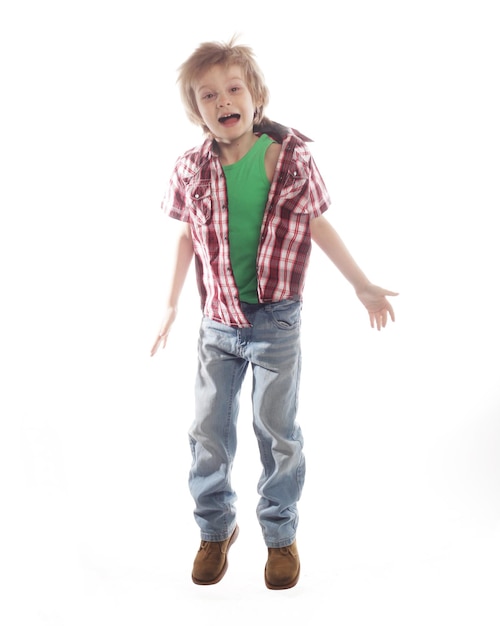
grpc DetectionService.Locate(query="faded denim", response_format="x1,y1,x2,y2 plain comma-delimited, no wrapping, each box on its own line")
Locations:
189,300,305,548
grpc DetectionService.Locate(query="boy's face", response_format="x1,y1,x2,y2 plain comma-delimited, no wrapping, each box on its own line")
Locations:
194,64,260,144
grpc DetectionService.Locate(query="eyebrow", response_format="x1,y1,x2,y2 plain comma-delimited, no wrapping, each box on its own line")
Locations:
196,77,245,93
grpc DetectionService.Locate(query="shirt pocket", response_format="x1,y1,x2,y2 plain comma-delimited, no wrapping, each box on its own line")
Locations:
187,180,212,224
278,162,309,209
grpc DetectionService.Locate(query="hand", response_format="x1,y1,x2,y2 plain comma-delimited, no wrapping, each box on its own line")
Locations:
355,284,398,330
150,306,177,356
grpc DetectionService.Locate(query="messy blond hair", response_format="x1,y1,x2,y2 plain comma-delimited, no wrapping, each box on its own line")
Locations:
177,36,270,135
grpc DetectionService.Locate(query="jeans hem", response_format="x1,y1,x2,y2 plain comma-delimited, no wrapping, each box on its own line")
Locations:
200,522,237,543
265,536,296,549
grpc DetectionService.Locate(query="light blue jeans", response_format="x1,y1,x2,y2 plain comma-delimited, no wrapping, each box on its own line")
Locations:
189,300,305,548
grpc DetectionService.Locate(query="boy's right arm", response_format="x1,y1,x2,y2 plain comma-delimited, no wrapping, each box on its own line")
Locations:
150,221,194,356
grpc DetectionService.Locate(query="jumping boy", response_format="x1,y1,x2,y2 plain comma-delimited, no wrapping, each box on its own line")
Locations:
151,38,397,590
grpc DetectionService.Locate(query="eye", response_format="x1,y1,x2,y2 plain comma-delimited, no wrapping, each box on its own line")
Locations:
202,92,215,100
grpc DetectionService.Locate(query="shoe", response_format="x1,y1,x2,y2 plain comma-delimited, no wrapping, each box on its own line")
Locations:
264,541,300,590
192,525,239,585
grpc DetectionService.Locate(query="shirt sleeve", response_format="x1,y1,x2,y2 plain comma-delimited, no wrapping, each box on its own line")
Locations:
308,154,331,219
160,157,191,223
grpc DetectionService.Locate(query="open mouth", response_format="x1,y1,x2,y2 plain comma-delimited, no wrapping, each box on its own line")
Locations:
219,113,240,125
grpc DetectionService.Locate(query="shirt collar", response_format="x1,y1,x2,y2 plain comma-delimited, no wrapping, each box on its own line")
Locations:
204,119,313,158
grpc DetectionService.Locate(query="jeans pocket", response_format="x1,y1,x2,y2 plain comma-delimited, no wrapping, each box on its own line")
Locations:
269,300,302,330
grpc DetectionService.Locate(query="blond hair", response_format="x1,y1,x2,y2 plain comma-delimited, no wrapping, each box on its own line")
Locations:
177,36,270,135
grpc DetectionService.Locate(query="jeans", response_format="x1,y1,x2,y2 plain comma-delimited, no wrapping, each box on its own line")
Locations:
189,300,305,548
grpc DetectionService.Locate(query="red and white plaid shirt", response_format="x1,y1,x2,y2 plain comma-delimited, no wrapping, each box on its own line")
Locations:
163,122,331,327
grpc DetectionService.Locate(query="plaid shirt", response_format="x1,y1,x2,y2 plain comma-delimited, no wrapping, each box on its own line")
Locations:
163,121,331,327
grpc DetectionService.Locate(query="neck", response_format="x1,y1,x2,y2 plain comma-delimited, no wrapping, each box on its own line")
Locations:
215,132,258,166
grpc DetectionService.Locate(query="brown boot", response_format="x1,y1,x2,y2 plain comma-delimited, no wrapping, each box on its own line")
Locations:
192,525,239,585
264,541,300,590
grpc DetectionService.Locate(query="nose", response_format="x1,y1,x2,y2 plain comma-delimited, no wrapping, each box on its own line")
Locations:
216,93,231,107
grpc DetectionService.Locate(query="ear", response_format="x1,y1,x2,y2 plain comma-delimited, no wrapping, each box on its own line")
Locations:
253,100,264,120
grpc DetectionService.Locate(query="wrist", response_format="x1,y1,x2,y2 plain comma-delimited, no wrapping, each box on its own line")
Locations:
354,279,371,295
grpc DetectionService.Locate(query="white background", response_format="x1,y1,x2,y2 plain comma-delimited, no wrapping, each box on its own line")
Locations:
1,1,499,624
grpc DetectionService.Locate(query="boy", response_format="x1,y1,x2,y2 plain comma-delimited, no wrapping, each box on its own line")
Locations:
151,38,397,590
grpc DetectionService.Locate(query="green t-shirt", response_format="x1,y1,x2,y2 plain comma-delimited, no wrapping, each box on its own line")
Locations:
222,133,274,303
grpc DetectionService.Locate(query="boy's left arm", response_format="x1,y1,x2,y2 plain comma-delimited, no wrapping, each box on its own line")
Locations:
310,215,398,330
